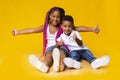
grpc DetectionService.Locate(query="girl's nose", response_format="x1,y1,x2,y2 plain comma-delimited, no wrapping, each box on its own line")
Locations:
54,17,58,20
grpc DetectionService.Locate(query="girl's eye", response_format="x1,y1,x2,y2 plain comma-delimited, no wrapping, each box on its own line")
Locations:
52,16,55,18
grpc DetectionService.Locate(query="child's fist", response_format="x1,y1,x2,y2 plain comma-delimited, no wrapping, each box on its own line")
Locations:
73,33,77,40
12,29,18,36
93,24,100,34
58,39,64,46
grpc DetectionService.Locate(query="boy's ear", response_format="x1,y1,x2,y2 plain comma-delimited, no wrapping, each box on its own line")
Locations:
60,24,62,26
60,24,63,28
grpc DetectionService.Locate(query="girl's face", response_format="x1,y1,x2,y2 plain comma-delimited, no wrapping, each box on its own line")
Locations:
49,11,61,26
61,21,73,36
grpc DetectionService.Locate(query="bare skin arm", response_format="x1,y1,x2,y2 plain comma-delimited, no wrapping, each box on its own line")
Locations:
75,25,100,34
12,25,44,36
55,40,64,48
74,37,83,46
73,34,83,46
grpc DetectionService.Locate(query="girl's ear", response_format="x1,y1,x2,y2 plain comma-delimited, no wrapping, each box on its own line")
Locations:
49,14,52,23
49,14,51,19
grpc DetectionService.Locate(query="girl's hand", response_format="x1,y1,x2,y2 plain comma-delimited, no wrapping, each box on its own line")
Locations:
93,24,100,34
12,29,18,36
58,39,64,46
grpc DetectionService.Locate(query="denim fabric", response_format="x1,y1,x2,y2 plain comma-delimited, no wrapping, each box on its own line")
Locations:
45,46,69,55
69,49,96,63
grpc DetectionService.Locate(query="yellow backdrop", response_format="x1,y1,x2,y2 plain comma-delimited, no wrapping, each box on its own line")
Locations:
0,0,120,80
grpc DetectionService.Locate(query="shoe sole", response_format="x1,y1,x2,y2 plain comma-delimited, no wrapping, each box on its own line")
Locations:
52,48,60,72
91,56,110,69
63,57,80,69
29,54,48,73
63,57,74,68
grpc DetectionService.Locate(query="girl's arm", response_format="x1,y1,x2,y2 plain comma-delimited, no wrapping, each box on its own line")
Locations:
75,25,100,34
55,41,64,48
12,25,44,36
55,39,64,48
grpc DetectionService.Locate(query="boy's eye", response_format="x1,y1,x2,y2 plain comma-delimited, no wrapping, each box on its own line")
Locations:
64,25,67,27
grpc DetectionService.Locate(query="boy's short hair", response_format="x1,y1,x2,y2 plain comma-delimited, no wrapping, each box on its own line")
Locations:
62,15,74,25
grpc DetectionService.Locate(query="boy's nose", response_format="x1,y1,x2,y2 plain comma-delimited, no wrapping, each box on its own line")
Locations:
66,27,69,30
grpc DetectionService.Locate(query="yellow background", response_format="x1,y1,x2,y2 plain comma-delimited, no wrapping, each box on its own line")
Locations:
0,0,120,80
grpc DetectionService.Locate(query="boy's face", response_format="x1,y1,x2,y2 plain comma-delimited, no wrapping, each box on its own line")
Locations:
61,21,73,35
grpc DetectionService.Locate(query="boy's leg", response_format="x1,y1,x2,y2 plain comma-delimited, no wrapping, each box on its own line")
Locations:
81,50,96,63
29,54,49,73
91,56,110,69
63,50,81,69
81,50,110,69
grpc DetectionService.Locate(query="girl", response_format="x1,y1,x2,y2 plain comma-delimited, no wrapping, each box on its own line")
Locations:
12,7,99,73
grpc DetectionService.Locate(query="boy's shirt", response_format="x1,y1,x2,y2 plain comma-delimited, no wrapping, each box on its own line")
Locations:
57,30,88,52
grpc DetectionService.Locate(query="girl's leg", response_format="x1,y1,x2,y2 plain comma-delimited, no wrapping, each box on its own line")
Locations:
52,48,60,72
29,54,49,73
59,48,66,71
44,50,53,67
29,46,54,73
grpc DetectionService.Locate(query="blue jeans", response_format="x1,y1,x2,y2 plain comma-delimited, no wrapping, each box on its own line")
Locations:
69,49,96,63
45,46,69,56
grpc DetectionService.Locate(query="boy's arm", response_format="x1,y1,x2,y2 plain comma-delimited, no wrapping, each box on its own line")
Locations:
73,34,83,46
75,25,100,34
12,25,44,36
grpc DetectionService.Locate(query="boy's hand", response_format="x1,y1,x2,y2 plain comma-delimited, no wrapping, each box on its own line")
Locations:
93,24,100,34
12,29,18,36
73,33,77,40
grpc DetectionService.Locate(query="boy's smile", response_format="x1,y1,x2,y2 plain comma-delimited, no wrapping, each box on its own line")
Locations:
61,21,73,36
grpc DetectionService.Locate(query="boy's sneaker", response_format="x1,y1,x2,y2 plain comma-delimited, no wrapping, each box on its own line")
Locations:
52,48,60,72
29,54,48,73
63,57,81,69
91,55,110,69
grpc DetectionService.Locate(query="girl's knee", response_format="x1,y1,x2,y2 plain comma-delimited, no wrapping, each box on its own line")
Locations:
60,49,67,58
45,50,52,56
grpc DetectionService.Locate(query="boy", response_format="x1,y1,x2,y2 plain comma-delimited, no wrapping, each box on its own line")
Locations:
55,15,110,69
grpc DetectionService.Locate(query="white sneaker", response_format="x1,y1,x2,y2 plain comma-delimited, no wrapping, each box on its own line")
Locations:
91,55,110,69
29,54,48,73
52,48,60,72
63,57,81,69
